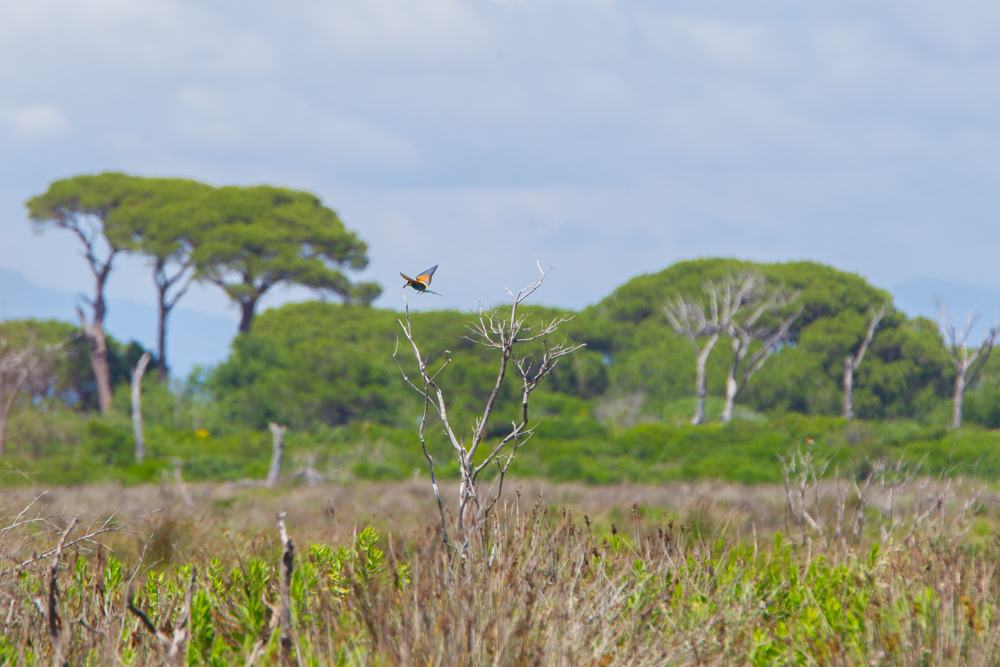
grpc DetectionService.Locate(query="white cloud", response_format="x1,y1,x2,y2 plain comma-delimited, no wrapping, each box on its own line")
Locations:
2,104,70,141
2,0,1000,322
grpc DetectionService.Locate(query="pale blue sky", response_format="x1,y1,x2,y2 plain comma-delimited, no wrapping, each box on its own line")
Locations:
2,0,1000,373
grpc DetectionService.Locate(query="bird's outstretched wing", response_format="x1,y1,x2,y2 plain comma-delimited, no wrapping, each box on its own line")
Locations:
402,265,441,294
415,265,438,287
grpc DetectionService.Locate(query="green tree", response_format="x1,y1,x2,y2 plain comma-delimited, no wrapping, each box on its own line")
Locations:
0,318,151,429
26,173,138,413
114,178,214,380
206,301,573,431
572,258,951,422
192,186,381,333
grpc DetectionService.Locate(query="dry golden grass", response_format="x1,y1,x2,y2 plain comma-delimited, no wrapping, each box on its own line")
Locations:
0,477,998,665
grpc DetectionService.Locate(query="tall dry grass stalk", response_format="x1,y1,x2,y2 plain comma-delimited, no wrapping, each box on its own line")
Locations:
0,478,996,665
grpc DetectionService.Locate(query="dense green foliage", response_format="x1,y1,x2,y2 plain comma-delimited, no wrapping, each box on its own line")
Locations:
7,257,1000,486
206,302,576,431
568,258,954,420
25,172,381,341
0,319,149,411
191,185,381,332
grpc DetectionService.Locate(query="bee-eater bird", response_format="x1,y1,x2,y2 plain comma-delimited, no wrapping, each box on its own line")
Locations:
400,265,442,296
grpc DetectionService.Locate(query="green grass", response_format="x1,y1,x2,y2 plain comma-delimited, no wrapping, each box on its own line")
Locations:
2,400,998,488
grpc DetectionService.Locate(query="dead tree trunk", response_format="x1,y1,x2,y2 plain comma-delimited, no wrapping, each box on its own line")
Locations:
940,308,999,429
276,512,295,665
131,353,151,463
722,337,746,424
78,300,113,414
693,334,719,424
713,273,801,424
842,356,855,419
842,304,887,420
27,189,123,412
665,295,720,425
952,372,967,429
267,423,286,487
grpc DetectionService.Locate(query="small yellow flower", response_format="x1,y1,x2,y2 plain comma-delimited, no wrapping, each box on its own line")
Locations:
805,438,815,445
195,429,210,438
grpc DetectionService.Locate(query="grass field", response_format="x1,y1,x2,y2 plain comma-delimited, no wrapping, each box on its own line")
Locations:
1,473,999,665
7,404,1000,490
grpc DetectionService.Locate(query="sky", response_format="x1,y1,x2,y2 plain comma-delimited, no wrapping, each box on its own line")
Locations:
3,0,1000,374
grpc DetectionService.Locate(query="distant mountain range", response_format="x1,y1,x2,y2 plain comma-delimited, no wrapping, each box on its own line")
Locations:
3,266,1000,379
0,267,236,378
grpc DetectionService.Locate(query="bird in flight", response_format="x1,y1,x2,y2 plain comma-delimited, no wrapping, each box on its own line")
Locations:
400,265,442,296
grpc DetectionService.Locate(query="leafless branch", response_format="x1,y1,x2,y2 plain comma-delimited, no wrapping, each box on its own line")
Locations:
127,565,196,667
712,273,800,423
939,304,1000,428
42,518,77,667
843,303,888,420
395,258,582,537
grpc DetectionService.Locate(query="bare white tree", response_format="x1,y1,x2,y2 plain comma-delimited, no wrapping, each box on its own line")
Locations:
664,294,721,425
131,352,151,463
716,273,801,424
395,260,583,543
842,304,888,421
939,306,1000,429
0,339,61,457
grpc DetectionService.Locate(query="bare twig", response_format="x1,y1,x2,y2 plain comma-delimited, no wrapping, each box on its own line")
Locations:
395,258,582,538
126,566,196,666
43,518,78,667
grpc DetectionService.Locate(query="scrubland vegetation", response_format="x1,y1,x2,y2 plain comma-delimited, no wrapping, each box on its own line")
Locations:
10,180,1000,664
1,471,998,665
4,258,1000,488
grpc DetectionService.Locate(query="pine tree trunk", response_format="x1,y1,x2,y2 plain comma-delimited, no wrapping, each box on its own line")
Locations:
239,299,258,333
156,298,169,382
